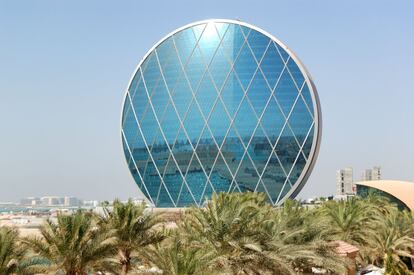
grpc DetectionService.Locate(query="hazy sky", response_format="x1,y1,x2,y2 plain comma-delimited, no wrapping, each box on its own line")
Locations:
1,0,413,202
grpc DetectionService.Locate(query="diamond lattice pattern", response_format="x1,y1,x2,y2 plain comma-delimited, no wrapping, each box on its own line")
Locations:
122,22,316,207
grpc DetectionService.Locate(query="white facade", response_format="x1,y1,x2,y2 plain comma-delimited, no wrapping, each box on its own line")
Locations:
361,166,381,181
336,167,354,195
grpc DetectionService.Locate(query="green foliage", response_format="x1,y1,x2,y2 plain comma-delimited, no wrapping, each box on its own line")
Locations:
7,192,414,274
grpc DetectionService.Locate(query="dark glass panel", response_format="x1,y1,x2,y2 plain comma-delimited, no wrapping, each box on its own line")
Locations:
140,107,160,146
161,49,184,92
209,152,232,193
246,70,272,117
171,127,192,176
239,25,251,37
162,158,183,204
247,29,270,61
302,125,314,159
157,182,175,207
128,69,142,98
221,126,244,175
288,151,306,188
156,37,174,70
200,182,214,205
256,180,273,204
150,80,170,119
195,127,218,174
131,78,149,123
275,42,290,63
260,42,284,89
142,161,163,205
234,154,259,192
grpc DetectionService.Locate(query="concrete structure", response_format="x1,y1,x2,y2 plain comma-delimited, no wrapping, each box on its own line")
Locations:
356,180,414,211
121,19,322,207
336,167,354,195
361,166,381,181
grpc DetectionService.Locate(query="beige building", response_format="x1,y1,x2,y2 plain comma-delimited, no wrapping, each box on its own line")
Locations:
336,167,354,195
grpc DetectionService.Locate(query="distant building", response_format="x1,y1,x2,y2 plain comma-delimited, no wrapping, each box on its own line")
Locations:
40,196,64,206
336,167,354,195
361,166,381,181
20,197,41,206
64,197,82,207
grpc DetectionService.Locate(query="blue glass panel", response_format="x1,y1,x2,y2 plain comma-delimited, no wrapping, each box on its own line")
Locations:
234,98,257,146
150,80,170,119
260,98,284,145
192,24,206,41
174,28,198,65
171,127,192,175
140,107,160,145
171,76,193,120
209,44,232,90
209,152,232,193
157,182,174,207
208,101,230,144
275,126,300,175
221,24,245,60
185,157,207,203
246,70,271,117
221,125,244,175
287,58,305,88
234,154,258,192
288,152,306,188
288,97,313,145
177,183,196,207
160,103,180,145
302,125,314,158
131,78,149,123
162,158,183,203
128,69,142,98
156,37,174,69
233,43,257,90
300,83,315,116
185,46,206,91
274,69,299,116
214,22,229,39
183,102,204,146
255,181,273,204
260,43,284,90
247,30,270,61
262,153,287,204
220,70,244,119
275,42,290,63
161,49,184,91
195,74,217,118
200,182,214,205
247,126,272,175
142,161,162,204
142,53,162,95
198,23,221,65
240,25,251,37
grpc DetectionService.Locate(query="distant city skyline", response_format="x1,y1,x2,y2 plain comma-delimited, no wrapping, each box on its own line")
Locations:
1,0,413,202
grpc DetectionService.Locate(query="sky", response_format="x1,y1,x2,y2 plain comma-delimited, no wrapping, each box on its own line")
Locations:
0,0,413,202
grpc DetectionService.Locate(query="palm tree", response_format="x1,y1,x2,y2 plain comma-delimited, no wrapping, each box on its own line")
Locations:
318,197,375,245
24,210,116,275
0,226,45,275
100,199,164,274
143,231,214,275
368,208,414,274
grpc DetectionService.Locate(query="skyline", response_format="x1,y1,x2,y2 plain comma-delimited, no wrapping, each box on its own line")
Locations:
1,0,414,202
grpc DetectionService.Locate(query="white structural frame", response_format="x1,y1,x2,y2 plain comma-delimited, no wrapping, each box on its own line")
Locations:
120,19,322,205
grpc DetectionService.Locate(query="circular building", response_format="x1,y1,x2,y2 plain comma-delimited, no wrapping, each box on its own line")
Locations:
121,19,322,207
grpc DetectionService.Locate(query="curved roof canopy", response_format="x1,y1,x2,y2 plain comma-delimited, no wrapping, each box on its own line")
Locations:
356,180,414,210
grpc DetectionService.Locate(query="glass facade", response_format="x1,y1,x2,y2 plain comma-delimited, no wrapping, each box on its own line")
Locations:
121,20,321,207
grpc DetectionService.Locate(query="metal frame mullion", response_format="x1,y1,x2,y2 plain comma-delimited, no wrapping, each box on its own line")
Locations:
126,91,176,207
121,128,155,206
